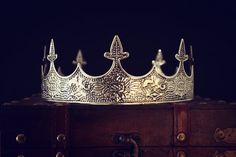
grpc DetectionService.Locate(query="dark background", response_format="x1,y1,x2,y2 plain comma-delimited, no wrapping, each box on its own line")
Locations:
1,1,236,104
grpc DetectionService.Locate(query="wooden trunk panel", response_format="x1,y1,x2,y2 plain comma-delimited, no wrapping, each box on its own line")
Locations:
69,105,173,147
0,106,54,148
188,147,236,157
70,147,173,157
190,106,236,146
3,149,55,157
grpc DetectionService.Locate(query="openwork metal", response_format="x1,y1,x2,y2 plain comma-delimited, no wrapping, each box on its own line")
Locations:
41,35,194,105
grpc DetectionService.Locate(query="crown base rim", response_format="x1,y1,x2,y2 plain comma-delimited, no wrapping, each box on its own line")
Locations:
41,98,194,105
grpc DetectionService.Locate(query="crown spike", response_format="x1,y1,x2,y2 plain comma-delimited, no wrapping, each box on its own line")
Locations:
47,39,58,62
42,45,48,75
156,49,166,65
189,45,194,65
104,35,129,61
111,35,123,52
180,38,185,53
72,49,87,66
175,38,188,62
42,45,47,62
152,49,166,68
49,39,55,55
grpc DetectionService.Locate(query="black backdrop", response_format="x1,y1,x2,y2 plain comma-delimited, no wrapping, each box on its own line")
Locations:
1,1,236,103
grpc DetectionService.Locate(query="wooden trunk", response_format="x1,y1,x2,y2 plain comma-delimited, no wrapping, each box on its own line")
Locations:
1,96,236,157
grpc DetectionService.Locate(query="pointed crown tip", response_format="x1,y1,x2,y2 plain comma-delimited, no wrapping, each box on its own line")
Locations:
77,50,83,56
50,39,55,46
179,39,185,47
114,35,120,39
112,35,121,44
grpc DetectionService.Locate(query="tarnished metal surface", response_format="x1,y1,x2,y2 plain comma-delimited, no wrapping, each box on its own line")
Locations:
41,35,194,105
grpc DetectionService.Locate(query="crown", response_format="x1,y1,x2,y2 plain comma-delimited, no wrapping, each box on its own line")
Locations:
41,35,194,105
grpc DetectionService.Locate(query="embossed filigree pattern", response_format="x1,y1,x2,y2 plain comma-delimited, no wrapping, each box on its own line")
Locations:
41,35,194,105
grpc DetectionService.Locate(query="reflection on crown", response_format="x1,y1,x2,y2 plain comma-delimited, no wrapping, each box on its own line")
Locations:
41,35,194,105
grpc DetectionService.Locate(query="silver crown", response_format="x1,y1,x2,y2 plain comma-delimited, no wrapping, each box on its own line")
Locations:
41,35,194,105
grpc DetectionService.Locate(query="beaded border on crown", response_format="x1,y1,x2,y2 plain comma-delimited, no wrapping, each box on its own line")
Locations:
41,35,194,105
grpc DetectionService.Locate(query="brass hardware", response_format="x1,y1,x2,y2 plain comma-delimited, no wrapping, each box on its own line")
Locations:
177,151,186,157
214,150,236,157
57,134,66,143
113,133,141,157
16,134,26,144
56,152,64,157
177,132,186,142
113,133,140,144
214,128,236,144
17,155,24,157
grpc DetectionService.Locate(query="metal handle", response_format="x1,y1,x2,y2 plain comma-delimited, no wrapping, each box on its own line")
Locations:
113,133,140,157
177,151,186,157
56,152,64,157
214,150,236,157
57,133,66,143
16,134,26,144
214,128,236,144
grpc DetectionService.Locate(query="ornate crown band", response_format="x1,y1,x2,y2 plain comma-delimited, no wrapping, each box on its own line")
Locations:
41,35,194,105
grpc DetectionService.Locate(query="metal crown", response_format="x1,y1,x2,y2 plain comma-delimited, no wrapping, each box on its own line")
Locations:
41,35,194,105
